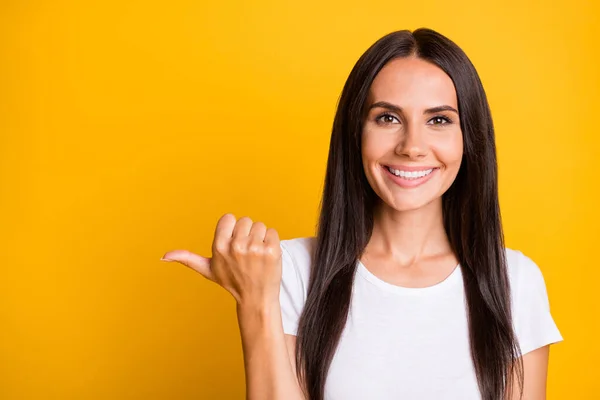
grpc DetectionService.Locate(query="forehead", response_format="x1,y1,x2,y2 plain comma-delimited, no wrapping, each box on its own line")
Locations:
368,57,458,108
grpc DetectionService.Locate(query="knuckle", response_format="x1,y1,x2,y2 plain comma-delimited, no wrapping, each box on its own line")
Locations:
230,240,247,255
248,244,264,255
214,239,228,254
178,250,192,266
265,245,282,259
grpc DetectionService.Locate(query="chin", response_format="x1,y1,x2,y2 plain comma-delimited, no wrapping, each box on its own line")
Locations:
384,195,441,213
391,201,429,212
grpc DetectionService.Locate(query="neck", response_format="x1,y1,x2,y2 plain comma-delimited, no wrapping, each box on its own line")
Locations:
367,197,452,267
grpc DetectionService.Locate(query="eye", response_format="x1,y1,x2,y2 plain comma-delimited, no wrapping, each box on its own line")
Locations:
428,115,453,125
375,113,400,125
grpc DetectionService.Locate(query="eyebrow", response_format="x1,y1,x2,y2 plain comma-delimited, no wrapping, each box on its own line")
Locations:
368,101,459,115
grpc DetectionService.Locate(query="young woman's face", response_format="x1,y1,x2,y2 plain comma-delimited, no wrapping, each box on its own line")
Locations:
361,56,464,213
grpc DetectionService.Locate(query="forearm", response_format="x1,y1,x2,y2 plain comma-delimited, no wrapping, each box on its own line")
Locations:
237,302,305,400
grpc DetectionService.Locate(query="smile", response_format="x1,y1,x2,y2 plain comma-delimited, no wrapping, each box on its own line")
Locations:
382,165,440,188
385,166,435,179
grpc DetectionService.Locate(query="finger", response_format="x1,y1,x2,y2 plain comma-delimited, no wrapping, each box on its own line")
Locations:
232,216,253,239
161,250,215,281
215,213,237,241
213,214,237,255
264,227,280,249
249,221,267,243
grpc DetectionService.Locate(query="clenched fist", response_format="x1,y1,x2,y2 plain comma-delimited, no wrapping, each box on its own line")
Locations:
161,213,283,307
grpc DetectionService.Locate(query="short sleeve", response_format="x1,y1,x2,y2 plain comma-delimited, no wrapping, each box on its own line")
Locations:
511,250,564,356
279,239,311,336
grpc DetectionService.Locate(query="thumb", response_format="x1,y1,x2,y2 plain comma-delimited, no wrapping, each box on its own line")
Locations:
161,250,214,281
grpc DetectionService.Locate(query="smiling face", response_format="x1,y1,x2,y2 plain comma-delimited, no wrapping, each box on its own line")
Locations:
361,56,464,213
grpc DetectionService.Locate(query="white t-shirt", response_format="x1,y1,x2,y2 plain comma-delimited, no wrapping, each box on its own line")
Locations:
279,237,563,400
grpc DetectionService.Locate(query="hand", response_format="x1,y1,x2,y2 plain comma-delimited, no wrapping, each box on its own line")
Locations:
161,213,283,307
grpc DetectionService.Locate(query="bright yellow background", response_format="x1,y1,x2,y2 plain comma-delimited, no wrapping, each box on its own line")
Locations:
1,0,597,398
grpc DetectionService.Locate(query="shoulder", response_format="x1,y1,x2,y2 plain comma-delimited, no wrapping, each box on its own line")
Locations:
281,236,316,260
280,236,316,277
504,248,548,299
504,247,563,355
279,236,316,298
505,248,545,284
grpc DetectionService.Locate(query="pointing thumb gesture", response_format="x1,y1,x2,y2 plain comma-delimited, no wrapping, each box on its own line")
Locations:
161,213,283,306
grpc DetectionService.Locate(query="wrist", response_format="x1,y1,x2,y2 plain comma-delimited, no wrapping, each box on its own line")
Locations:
236,300,282,343
236,298,280,319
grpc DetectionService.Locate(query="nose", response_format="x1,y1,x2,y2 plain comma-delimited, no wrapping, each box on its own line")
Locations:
395,122,428,159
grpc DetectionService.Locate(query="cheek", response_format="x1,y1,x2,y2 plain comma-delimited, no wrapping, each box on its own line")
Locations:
361,130,388,188
435,132,463,168
362,128,395,162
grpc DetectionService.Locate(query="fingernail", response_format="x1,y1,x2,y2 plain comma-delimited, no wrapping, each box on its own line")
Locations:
160,257,174,262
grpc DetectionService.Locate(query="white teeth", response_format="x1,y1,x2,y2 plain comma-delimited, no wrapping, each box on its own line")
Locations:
387,167,434,179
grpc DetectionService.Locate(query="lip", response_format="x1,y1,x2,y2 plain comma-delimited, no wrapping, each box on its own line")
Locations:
381,164,439,188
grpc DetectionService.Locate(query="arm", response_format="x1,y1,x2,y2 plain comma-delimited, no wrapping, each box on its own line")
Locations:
237,303,306,400
162,214,305,400
507,251,563,400
509,345,551,400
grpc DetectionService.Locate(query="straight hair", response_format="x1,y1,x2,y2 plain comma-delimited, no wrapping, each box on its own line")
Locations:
294,28,524,400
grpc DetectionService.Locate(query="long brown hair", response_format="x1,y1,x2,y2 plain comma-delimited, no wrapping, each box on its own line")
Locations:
294,28,524,400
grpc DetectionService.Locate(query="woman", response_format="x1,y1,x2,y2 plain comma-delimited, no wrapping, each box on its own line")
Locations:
161,28,563,400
